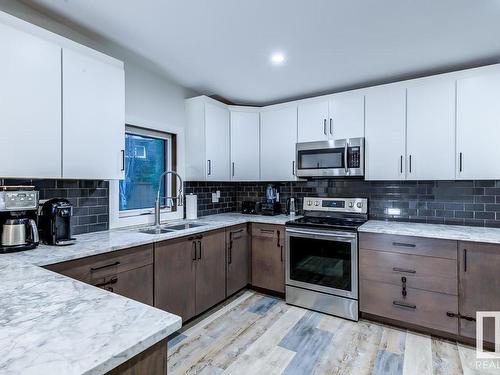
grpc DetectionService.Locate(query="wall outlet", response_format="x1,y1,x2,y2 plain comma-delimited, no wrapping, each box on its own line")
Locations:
212,192,219,203
216,190,221,198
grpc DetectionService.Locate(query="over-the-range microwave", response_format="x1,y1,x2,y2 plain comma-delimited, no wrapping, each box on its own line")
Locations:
295,137,364,178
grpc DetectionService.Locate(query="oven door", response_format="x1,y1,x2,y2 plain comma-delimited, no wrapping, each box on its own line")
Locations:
285,227,358,299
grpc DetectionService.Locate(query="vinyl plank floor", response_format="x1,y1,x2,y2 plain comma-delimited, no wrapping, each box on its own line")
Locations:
167,290,491,375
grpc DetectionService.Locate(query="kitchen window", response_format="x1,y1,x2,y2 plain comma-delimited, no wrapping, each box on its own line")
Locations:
119,126,175,216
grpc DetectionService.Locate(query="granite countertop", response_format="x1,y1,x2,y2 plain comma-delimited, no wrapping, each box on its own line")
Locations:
359,220,500,244
0,213,296,375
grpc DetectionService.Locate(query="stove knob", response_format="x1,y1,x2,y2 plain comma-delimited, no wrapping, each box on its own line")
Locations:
356,202,363,208
307,200,312,206
348,202,354,208
314,201,320,206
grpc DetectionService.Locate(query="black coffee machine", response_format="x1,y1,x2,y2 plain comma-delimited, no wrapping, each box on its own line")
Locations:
38,198,76,246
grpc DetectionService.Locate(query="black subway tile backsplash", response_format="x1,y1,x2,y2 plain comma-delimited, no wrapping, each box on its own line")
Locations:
185,179,500,228
1,178,109,235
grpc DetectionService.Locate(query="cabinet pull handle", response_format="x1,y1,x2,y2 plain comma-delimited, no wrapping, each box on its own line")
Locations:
330,118,333,135
90,261,120,272
462,315,476,322
447,312,459,319
281,246,284,262
94,276,118,288
459,152,463,173
192,241,197,261
228,237,232,264
400,155,403,174
277,230,281,247
393,267,416,274
393,300,416,309
121,150,125,171
446,312,476,321
409,155,412,173
292,161,295,176
197,240,202,260
463,249,467,272
323,119,327,135
392,242,416,248
232,162,235,177
207,160,212,176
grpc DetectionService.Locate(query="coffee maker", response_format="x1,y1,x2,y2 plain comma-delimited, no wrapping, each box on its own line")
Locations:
38,198,76,246
0,186,40,253
261,184,282,216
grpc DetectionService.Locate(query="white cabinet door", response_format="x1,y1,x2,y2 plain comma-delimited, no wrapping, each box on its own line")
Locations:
63,49,125,179
205,102,230,181
457,71,500,180
0,23,62,178
297,100,329,142
230,111,260,181
260,106,297,181
328,92,365,141
407,78,455,180
365,85,406,180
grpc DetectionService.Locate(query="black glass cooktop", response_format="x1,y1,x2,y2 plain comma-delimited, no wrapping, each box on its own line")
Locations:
286,215,367,231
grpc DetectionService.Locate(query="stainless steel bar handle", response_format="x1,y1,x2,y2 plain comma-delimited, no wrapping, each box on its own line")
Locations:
409,155,412,173
344,141,349,174
393,300,416,309
393,267,416,274
323,119,327,135
329,118,333,135
292,161,295,176
459,152,463,173
207,160,212,176
400,155,403,174
232,162,235,177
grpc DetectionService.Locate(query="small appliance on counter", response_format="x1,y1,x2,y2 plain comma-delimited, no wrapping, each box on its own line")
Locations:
261,184,282,216
185,194,198,220
0,186,40,253
38,198,76,246
241,201,261,215
286,197,297,216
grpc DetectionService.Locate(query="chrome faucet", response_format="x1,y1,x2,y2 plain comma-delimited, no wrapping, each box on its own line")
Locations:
154,171,184,227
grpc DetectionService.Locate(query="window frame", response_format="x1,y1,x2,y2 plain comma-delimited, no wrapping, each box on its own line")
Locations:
109,121,184,229
118,125,173,218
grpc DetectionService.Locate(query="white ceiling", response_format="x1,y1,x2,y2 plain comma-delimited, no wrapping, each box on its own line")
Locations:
25,0,500,106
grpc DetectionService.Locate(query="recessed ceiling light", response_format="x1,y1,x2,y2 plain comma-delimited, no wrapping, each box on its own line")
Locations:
270,52,285,65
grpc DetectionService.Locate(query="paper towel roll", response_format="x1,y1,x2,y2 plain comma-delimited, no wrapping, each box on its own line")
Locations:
186,194,198,220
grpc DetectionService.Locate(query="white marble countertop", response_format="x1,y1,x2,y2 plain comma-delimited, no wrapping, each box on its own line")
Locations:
9,213,297,267
359,220,500,244
0,213,295,375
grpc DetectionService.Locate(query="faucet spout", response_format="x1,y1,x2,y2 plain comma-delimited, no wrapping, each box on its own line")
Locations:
154,171,184,227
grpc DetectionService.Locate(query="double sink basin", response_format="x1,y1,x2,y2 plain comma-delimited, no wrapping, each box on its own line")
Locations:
138,222,207,235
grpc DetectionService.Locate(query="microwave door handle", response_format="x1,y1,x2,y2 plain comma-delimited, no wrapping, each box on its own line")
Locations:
344,141,349,174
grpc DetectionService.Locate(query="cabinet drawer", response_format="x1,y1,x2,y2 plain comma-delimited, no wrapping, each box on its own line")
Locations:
360,249,457,295
251,223,283,239
360,280,458,334
46,244,154,283
360,233,457,259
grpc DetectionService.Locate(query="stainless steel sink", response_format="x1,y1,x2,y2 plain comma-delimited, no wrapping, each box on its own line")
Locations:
165,223,207,231
138,227,173,235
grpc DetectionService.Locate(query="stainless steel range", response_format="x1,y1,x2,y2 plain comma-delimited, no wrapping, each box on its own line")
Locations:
285,197,368,321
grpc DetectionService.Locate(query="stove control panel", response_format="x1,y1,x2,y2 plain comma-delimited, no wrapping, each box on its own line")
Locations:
303,197,368,214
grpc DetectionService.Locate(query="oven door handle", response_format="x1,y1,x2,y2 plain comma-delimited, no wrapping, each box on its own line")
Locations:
286,228,356,241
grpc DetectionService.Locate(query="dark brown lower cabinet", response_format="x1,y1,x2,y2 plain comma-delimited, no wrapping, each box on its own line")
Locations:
106,338,167,375
45,244,154,305
154,236,197,322
195,230,226,314
154,229,226,322
251,224,285,293
459,242,500,344
226,224,249,296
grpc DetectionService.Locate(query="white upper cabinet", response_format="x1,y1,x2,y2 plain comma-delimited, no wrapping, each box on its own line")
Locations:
260,106,297,181
0,22,62,179
365,85,406,180
457,69,500,180
205,102,230,181
297,100,329,142
297,92,364,143
328,92,365,141
62,48,125,180
185,97,230,181
230,110,260,181
406,78,456,180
